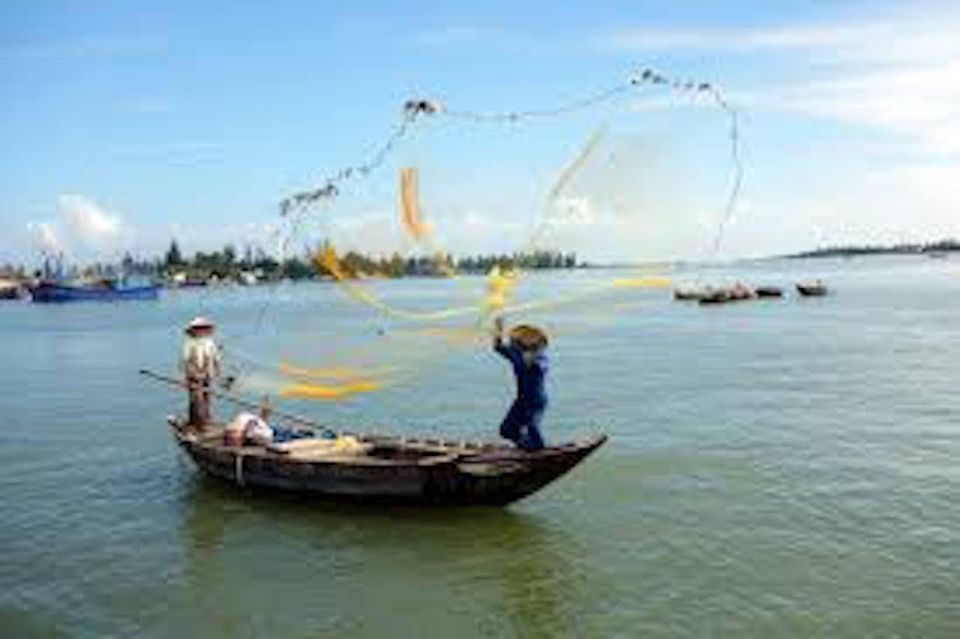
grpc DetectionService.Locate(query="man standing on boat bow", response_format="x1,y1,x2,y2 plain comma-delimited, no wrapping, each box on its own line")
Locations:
493,316,549,451
181,316,222,429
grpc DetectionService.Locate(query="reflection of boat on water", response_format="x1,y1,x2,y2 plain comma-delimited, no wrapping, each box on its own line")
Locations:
29,279,160,303
169,418,606,506
177,473,586,636
796,281,828,297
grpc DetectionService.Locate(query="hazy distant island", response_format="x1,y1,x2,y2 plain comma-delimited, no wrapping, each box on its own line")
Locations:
788,239,960,259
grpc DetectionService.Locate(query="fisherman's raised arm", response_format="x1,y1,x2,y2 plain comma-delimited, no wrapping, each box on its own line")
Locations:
492,316,523,365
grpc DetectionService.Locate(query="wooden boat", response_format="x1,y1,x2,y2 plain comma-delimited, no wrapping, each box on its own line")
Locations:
169,418,607,506
755,286,783,298
30,279,160,303
0,285,22,300
796,281,828,297
674,288,706,301
698,289,730,305
723,282,756,301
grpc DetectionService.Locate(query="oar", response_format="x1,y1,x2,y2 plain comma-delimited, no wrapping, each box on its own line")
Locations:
138,368,337,437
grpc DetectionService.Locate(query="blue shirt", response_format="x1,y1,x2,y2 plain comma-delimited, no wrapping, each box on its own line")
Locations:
494,339,549,408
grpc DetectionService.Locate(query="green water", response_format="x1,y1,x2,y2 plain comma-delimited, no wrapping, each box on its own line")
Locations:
2,258,959,637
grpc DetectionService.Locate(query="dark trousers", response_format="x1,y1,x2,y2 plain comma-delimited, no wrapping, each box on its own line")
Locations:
187,377,212,427
499,400,546,451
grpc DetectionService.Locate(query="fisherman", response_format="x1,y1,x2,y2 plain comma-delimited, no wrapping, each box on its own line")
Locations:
493,316,549,451
180,316,222,429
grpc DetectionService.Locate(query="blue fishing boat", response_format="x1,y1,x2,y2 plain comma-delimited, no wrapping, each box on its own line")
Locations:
29,279,161,303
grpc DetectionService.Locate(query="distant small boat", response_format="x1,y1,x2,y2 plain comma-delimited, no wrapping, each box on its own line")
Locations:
30,280,160,303
755,286,783,298
0,285,22,300
796,281,828,297
727,282,757,301
674,288,706,301
698,289,730,305
179,278,209,288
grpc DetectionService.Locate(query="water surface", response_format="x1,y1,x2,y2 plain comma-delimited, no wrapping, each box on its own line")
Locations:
1,257,959,637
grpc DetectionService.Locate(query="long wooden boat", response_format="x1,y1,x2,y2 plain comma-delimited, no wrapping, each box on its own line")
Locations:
30,280,160,303
169,418,607,506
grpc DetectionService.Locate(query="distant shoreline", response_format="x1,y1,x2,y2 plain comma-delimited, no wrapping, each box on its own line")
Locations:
784,240,960,259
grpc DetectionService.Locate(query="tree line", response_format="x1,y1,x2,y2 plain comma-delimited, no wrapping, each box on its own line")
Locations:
790,239,960,258
158,241,580,281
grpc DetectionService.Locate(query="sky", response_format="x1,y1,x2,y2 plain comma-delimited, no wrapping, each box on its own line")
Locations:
2,0,959,264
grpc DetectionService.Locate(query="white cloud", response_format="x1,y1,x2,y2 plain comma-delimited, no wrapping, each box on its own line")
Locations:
26,221,63,255
602,16,959,61
58,195,125,248
770,61,960,155
607,11,960,158
603,23,887,53
600,6,960,256
26,195,133,260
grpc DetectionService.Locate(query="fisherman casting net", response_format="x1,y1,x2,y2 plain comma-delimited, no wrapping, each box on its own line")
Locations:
222,67,744,402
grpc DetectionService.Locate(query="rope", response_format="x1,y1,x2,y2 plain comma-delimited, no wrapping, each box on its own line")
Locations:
224,67,743,391
276,68,743,253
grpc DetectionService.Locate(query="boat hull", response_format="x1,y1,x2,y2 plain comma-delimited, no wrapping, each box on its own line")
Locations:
796,284,828,297
30,282,160,303
755,286,783,298
173,426,607,506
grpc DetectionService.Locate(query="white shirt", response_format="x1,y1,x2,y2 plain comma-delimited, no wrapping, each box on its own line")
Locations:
181,335,221,378
228,411,273,445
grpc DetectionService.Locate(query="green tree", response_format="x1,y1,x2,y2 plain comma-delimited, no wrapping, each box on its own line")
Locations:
165,240,183,267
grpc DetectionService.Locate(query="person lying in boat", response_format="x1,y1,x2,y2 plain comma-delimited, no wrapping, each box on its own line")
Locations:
180,316,222,429
225,399,274,447
493,316,549,451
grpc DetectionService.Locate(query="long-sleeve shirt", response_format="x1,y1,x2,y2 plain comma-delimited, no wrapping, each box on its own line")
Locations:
494,338,548,408
181,336,221,379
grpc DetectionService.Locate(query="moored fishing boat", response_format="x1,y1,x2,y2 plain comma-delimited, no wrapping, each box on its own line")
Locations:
796,280,828,297
674,287,707,301
169,417,606,506
755,286,783,298
698,289,729,305
0,284,23,300
30,280,160,303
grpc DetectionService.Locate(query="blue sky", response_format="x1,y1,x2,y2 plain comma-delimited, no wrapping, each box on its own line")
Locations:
2,0,959,264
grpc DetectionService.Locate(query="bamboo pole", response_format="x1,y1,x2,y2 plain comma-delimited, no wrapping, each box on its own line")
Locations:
138,368,336,437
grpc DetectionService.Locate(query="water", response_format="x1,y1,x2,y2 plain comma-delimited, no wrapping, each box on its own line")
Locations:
2,257,959,637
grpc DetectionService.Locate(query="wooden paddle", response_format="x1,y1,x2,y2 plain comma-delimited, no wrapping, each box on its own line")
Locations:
138,368,337,437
